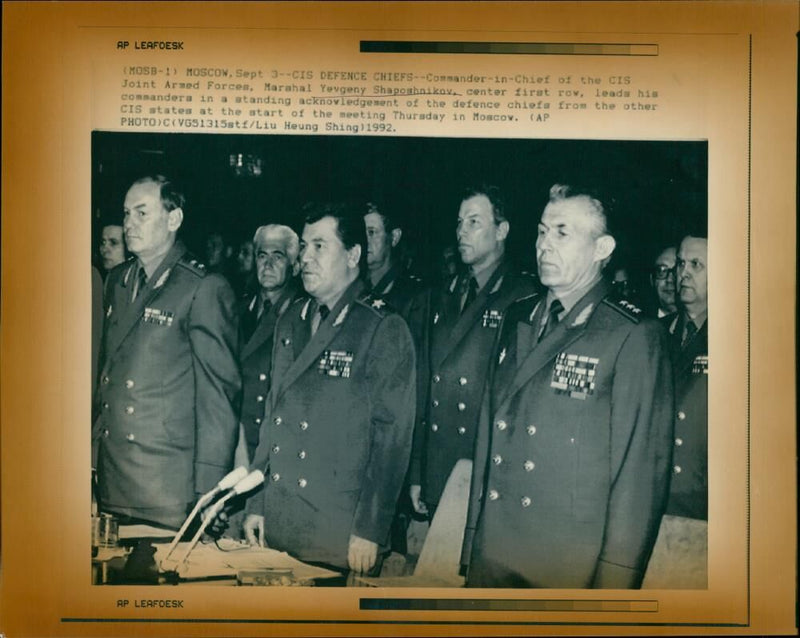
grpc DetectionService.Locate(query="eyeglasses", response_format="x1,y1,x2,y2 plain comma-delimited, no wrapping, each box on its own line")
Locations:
653,265,675,280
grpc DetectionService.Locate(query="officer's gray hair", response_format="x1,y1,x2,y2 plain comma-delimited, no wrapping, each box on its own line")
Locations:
548,183,609,238
253,224,300,264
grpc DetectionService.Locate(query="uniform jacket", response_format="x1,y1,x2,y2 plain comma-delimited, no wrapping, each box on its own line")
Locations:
248,279,416,569
663,313,708,520
93,242,241,529
464,280,674,589
409,261,536,508
238,280,302,460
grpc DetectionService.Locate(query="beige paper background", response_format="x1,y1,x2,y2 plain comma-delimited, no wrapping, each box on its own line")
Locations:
1,2,796,636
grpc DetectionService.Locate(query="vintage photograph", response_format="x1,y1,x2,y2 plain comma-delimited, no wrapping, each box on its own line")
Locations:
91,131,708,589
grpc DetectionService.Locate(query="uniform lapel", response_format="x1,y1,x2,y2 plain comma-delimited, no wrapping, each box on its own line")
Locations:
103,242,186,367
273,279,364,402
241,281,298,360
432,263,508,369
497,280,608,409
675,318,707,376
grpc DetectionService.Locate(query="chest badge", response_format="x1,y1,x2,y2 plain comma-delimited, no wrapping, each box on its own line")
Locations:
318,350,354,378
143,307,174,327
692,355,709,374
551,352,599,399
482,308,503,329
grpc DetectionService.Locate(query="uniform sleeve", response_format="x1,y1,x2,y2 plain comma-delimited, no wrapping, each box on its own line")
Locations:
188,273,242,495
352,313,416,545
407,288,432,486
593,319,674,588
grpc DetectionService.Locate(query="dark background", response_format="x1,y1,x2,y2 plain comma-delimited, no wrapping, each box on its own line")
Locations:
92,132,706,301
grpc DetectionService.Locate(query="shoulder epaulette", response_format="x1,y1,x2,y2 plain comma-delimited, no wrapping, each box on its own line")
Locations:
356,296,397,316
177,255,208,277
602,296,643,323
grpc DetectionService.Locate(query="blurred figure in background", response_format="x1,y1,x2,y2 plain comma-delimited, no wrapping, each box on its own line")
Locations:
649,245,678,318
99,224,128,274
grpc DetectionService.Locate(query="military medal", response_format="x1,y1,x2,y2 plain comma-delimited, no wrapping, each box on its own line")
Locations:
318,350,354,378
551,352,599,399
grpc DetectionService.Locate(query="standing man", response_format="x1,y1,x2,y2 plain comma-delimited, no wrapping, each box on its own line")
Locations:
642,234,709,588
409,186,535,519
244,203,416,575
664,235,708,521
464,184,674,588
236,224,302,465
93,175,241,530
650,245,678,318
362,201,425,316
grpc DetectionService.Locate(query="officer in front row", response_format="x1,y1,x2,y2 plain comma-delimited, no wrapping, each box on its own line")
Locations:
94,175,241,530
463,184,674,588
243,203,416,575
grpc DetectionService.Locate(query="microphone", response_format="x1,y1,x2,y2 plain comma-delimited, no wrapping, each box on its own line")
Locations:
159,466,249,569
168,470,265,575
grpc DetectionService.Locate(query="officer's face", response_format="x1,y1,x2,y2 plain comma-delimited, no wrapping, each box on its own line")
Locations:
99,225,126,271
364,211,392,271
536,197,611,297
676,237,708,312
300,216,360,305
123,181,180,263
652,246,677,312
456,194,508,270
255,236,292,292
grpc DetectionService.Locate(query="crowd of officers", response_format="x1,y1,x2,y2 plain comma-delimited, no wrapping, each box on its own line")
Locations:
92,175,708,588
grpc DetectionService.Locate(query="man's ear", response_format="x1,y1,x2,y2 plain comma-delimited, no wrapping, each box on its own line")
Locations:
167,207,184,232
390,228,402,248
594,234,616,262
347,244,362,268
496,220,510,242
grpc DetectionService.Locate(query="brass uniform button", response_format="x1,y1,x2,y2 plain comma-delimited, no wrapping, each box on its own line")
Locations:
487,489,499,501
496,420,507,431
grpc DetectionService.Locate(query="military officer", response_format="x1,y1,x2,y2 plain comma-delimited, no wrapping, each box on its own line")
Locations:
362,201,429,554
93,175,241,530
243,203,416,575
643,234,708,588
362,201,426,316
236,224,302,464
408,186,535,517
464,184,674,589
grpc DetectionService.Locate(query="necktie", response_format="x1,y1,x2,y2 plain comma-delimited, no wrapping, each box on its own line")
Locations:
258,298,271,321
312,304,329,336
461,277,478,315
682,319,698,347
539,299,564,342
132,267,147,302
